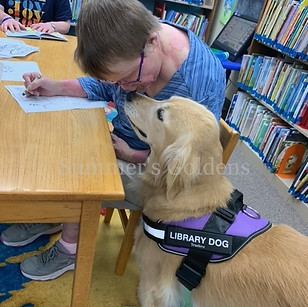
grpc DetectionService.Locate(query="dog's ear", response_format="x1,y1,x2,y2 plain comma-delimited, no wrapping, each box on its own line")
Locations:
158,134,202,200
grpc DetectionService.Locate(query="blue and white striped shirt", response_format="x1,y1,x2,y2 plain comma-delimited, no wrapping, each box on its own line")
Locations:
78,22,225,150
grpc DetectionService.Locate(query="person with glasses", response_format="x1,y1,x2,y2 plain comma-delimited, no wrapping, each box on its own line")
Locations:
0,0,226,281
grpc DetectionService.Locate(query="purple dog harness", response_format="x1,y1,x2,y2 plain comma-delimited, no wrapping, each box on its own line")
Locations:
142,189,271,290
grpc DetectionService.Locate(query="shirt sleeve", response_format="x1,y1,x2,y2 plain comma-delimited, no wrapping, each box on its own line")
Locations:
54,0,72,21
77,77,113,102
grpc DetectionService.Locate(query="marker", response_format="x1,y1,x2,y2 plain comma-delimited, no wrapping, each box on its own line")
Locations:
22,74,41,96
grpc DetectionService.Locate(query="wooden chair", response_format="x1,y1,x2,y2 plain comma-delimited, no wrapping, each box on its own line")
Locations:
104,118,239,275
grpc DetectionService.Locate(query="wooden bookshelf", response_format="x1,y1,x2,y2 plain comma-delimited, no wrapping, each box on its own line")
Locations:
228,0,308,212
69,0,218,44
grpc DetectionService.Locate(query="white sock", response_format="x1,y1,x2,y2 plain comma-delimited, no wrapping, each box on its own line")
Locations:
59,238,77,255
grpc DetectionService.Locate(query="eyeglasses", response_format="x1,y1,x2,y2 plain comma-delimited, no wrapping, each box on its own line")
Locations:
97,47,145,86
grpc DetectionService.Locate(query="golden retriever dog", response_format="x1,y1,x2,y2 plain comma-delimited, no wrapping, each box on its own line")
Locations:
124,92,308,307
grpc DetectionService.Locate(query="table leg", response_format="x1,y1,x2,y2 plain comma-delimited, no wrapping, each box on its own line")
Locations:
71,201,101,306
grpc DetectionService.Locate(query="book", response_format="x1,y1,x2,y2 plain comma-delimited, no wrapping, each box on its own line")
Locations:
247,106,267,144
153,1,166,19
238,55,252,84
266,58,286,102
264,0,284,38
271,62,292,103
239,100,259,138
294,24,308,53
277,1,301,45
279,67,306,114
262,125,289,162
269,0,293,41
241,55,255,86
285,6,308,48
289,18,307,50
225,93,238,125
252,113,273,151
254,56,272,95
276,141,307,178
247,55,264,90
261,57,279,98
292,79,308,122
6,27,68,42
259,117,285,154
289,154,308,194
281,1,307,46
265,127,291,165
275,65,302,111
257,0,278,36
284,72,308,118
229,91,249,128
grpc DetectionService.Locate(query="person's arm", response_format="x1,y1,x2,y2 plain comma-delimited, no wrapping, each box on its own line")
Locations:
0,5,25,32
111,133,149,163
30,20,71,34
23,73,87,97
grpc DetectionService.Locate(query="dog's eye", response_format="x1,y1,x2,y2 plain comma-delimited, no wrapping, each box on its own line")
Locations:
157,108,164,121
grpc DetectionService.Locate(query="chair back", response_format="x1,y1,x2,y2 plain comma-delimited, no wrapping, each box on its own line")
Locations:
219,119,239,164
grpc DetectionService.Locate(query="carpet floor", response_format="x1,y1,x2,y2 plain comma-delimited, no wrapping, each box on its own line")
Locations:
0,213,140,307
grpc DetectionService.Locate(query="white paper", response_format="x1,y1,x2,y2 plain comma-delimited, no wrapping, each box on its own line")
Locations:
6,85,108,113
0,38,39,58
0,61,3,80
0,61,40,81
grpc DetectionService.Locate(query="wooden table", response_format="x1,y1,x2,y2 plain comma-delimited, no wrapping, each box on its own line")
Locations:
0,34,124,306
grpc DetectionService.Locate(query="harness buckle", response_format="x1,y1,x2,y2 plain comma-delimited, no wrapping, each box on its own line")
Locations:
215,207,236,223
176,258,205,290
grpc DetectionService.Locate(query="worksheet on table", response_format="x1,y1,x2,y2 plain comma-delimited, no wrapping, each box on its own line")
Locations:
0,61,40,81
6,85,108,113
0,38,39,58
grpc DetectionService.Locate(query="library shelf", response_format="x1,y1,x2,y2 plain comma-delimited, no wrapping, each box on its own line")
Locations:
153,0,218,43
69,1,218,44
237,86,308,139
238,141,308,223
229,0,308,214
164,0,214,10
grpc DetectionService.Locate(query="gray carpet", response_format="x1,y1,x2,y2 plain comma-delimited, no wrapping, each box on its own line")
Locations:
225,143,308,236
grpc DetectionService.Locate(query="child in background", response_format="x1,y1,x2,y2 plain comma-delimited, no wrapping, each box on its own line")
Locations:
0,0,72,34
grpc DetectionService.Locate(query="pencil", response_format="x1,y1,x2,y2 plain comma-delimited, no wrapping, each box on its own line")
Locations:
22,74,41,96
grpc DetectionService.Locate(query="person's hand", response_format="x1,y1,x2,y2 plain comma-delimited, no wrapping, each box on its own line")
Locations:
23,72,60,97
111,133,149,163
30,22,54,34
111,133,134,162
1,18,26,32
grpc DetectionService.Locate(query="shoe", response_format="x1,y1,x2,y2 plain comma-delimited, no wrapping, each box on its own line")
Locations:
20,241,75,281
0,223,62,247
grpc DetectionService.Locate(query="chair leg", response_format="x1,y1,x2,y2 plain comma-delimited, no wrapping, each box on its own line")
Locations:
104,207,114,223
115,210,142,275
117,209,129,230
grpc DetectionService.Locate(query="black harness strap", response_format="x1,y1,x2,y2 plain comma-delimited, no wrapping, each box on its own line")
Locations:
176,189,244,290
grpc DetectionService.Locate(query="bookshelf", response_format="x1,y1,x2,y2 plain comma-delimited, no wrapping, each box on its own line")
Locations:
152,0,218,43
69,0,89,25
69,1,218,43
226,0,308,220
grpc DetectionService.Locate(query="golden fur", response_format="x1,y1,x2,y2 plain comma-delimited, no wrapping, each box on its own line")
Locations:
124,93,308,307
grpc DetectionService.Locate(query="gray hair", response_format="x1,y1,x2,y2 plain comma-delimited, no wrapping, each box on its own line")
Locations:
74,0,160,78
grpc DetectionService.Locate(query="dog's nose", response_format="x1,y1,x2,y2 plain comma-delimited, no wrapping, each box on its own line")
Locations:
126,91,136,102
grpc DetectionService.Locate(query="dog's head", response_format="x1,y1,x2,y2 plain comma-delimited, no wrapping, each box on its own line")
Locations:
124,92,225,199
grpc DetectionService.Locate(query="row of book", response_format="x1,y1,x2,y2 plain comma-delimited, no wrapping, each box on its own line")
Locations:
168,0,205,5
289,154,308,202
69,0,89,24
237,53,308,128
254,0,308,60
226,91,308,195
153,2,208,40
